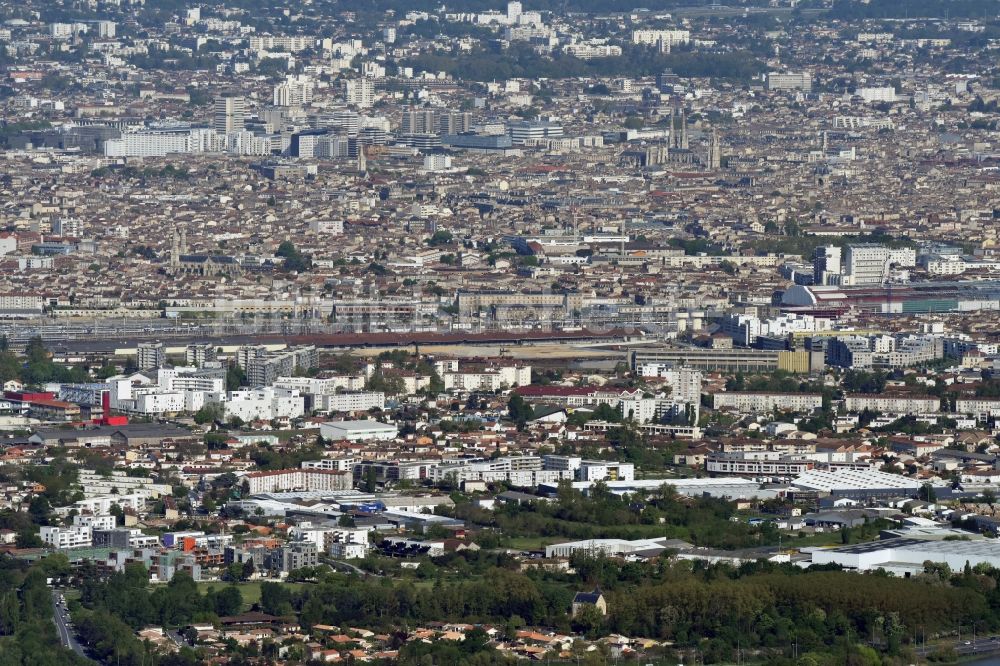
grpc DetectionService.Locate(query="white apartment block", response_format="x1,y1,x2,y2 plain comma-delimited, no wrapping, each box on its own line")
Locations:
273,74,314,106
330,542,368,559
274,375,366,394
924,255,1000,275
289,523,369,559
843,394,940,414
302,457,358,472
212,387,305,422
442,364,531,391
40,525,93,549
429,456,573,486
103,128,220,158
243,468,352,495
157,368,226,393
308,219,345,234
634,365,703,403
857,87,897,103
430,465,573,487
541,456,634,481
631,29,690,47
706,456,814,476
955,398,1000,420
73,514,117,530
314,391,384,413
78,471,172,498
0,294,44,312
133,388,185,415
841,245,916,286
578,461,635,482
250,36,315,52
766,71,813,92
563,43,622,59
345,79,375,108
66,493,145,516
713,392,824,413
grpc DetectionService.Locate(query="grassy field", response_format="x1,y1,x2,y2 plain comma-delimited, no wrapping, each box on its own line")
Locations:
502,536,563,551
195,581,302,610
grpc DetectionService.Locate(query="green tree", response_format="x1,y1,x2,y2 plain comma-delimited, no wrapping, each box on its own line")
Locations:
193,402,224,425
226,364,246,391
213,586,243,616
507,394,533,425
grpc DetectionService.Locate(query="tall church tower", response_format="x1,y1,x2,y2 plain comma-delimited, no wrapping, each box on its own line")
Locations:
357,145,367,175
709,129,721,170
170,227,180,271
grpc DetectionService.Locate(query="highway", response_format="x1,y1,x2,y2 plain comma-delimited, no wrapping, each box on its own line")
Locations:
50,589,94,662
914,634,1000,659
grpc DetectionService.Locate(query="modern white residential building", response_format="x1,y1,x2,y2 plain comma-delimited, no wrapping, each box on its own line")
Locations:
273,375,366,395
302,458,358,472
157,368,225,393
72,514,117,530
40,525,93,549
542,456,635,481
210,387,305,422
508,121,563,144
67,493,145,516
132,388,185,414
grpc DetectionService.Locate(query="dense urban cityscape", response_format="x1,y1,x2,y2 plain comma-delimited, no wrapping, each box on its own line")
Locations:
3,0,1000,664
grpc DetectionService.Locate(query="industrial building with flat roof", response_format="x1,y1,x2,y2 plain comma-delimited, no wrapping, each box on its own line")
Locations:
809,538,1000,575
538,477,779,500
319,419,398,442
789,469,942,500
631,348,824,374
781,280,1000,316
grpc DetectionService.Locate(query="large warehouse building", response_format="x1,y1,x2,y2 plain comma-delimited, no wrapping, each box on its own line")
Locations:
810,538,1000,575
780,280,1000,316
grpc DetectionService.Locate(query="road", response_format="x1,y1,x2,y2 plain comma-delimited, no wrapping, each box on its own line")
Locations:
915,634,1000,658
327,559,376,576
50,590,94,662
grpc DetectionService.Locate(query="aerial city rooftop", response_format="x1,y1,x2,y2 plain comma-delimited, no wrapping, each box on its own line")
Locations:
2,0,1000,664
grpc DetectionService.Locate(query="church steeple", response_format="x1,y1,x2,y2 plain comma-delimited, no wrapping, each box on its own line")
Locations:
170,227,179,270
709,128,721,170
